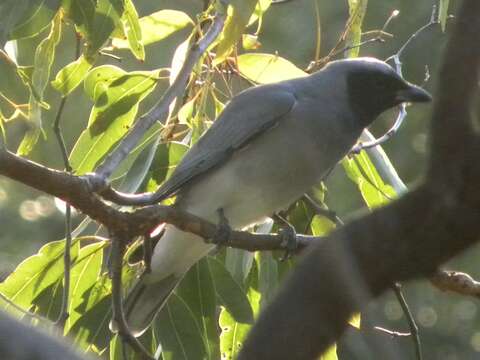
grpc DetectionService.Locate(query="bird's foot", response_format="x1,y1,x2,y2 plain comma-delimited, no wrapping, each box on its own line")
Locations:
274,214,297,261
211,208,231,245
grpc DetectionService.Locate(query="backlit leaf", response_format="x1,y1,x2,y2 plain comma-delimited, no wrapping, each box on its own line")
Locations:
237,53,307,84
0,238,80,314
144,141,189,192
51,55,94,96
154,293,206,360
439,0,450,32
208,257,254,324
215,0,258,64
86,0,124,56
120,0,144,60
344,0,368,58
176,258,219,359
70,68,161,174
9,0,60,40
112,9,193,49
17,10,62,155
65,241,106,333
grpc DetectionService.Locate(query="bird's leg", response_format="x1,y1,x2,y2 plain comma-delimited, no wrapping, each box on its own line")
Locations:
273,213,297,261
211,208,232,245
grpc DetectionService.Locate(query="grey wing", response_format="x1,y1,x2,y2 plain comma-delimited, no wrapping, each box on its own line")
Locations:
153,84,297,201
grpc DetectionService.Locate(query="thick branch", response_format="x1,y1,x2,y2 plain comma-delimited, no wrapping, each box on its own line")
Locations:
239,1,480,359
431,270,480,298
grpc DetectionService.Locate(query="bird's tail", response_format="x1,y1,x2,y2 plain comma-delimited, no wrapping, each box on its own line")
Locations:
122,272,183,337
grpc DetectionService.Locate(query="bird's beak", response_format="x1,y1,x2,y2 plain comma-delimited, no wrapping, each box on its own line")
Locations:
395,84,432,104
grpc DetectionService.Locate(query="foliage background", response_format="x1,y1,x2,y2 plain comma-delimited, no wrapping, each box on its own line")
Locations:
1,0,479,359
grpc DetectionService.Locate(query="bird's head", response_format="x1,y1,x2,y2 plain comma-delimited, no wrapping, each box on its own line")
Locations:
326,57,431,127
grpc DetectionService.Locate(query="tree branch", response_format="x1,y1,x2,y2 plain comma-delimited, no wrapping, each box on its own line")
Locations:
238,1,480,359
109,233,154,360
0,148,318,252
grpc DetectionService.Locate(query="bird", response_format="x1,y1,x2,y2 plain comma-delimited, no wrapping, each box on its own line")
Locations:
122,57,431,336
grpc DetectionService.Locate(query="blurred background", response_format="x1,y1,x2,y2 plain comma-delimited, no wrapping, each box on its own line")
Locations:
3,0,479,359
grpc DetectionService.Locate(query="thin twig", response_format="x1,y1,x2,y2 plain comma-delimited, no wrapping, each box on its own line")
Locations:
94,4,227,181
109,234,154,360
302,194,344,226
374,326,411,338
53,34,80,328
393,283,423,360
307,9,398,72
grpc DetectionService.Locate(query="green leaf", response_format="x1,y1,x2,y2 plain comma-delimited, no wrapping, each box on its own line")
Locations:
0,50,30,120
119,0,144,60
225,248,254,284
69,261,140,353
248,0,272,27
175,258,219,360
144,141,189,192
32,278,64,320
255,252,278,310
237,53,307,84
215,0,258,64
114,128,162,193
69,68,161,174
62,0,96,37
154,293,206,360
320,344,338,360
208,257,254,324
0,238,80,314
349,312,361,329
439,0,450,32
83,65,125,101
9,0,60,40
65,241,106,333
342,151,396,209
310,215,336,237
345,0,368,58
242,34,261,50
51,55,94,96
70,282,112,352
0,0,29,46
219,262,260,360
17,10,62,155
112,9,193,50
177,97,196,125
87,0,125,56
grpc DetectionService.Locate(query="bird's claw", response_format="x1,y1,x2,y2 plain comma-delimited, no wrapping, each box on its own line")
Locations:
212,208,231,245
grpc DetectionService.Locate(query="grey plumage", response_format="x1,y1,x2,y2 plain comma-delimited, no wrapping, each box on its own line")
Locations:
123,57,431,336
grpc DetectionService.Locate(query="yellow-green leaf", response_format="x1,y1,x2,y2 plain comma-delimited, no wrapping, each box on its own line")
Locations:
439,0,450,32
214,0,258,64
237,53,307,84
349,312,361,329
70,69,161,174
87,0,124,56
0,238,80,315
112,9,193,49
51,55,94,96
121,0,144,60
17,10,62,155
345,0,368,58
65,241,106,333
319,343,338,360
